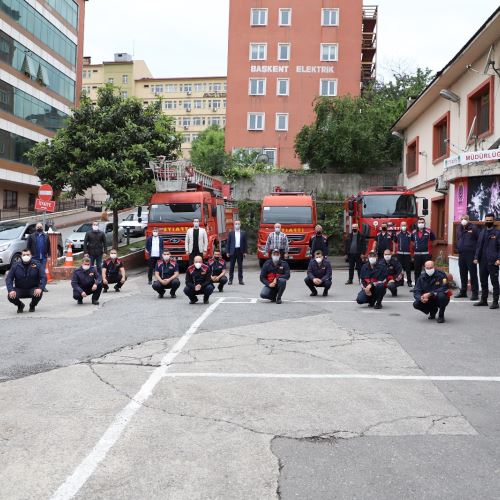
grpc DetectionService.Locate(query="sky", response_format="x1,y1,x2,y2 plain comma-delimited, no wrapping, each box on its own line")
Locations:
84,1,499,80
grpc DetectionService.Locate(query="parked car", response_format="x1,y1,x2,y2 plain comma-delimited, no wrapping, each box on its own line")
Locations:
65,222,124,251
0,221,63,271
119,212,149,237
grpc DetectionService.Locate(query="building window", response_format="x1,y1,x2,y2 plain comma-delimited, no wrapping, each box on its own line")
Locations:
279,8,291,26
194,83,204,92
213,83,222,92
122,75,128,84
3,190,17,209
193,117,203,126
406,137,419,177
467,76,494,139
165,101,176,110
432,112,450,163
193,100,203,109
322,8,339,26
250,43,267,61
278,43,291,61
276,113,289,131
151,84,164,94
165,84,177,93
121,91,128,98
249,78,266,96
184,84,193,93
277,78,290,96
108,78,114,84
28,193,36,211
320,79,337,96
211,117,221,126
321,43,338,61
183,101,192,110
182,117,191,127
248,112,265,131
251,8,268,26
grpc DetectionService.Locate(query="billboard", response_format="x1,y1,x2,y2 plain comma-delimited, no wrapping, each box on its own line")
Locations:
467,176,500,221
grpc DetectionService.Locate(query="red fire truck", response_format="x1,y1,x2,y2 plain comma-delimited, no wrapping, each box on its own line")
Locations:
257,190,317,267
146,159,238,265
343,186,428,250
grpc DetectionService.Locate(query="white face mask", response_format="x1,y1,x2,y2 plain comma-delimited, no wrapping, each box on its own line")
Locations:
82,265,90,271
153,232,159,237
384,255,391,262
369,257,377,265
193,222,199,229
461,220,468,226
235,224,240,230
110,253,117,259
272,256,280,264
275,228,280,234
425,268,435,276
163,255,170,261
418,223,425,230
194,262,202,269
21,255,31,263
315,257,323,264
92,225,99,231
401,225,407,231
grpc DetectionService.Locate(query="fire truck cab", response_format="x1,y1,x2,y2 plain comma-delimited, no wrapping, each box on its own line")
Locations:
146,159,238,266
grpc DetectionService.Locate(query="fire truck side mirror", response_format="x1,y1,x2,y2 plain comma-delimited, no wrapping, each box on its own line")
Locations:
212,206,217,218
348,200,355,216
137,206,143,223
422,198,429,216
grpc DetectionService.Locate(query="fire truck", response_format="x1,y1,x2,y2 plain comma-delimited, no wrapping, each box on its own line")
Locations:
257,190,317,267
343,186,428,249
146,158,238,266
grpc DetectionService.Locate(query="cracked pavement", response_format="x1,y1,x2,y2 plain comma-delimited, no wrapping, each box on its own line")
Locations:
0,263,499,499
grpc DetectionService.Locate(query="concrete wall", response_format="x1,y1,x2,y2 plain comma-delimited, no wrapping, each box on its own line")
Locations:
233,170,400,200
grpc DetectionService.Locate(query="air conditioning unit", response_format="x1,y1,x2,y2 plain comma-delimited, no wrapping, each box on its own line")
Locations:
212,107,217,112
187,91,192,95
186,108,191,112
435,175,449,194
183,125,189,130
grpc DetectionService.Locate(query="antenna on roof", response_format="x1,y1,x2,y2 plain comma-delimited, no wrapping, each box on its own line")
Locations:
483,45,494,74
465,117,477,151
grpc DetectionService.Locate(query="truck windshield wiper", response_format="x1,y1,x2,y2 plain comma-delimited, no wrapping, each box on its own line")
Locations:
364,213,389,218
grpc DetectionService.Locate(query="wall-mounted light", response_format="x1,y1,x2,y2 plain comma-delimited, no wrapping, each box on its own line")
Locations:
439,89,460,103
391,130,404,140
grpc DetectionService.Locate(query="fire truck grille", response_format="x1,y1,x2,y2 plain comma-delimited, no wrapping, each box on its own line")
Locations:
286,234,305,242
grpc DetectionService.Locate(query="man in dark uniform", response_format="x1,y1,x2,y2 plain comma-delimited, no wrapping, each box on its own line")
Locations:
184,255,214,304
6,248,45,313
474,213,500,309
373,223,393,259
102,249,126,293
152,250,180,298
356,251,387,309
345,224,366,284
260,248,291,304
27,221,51,291
413,260,451,323
411,217,436,283
380,249,403,296
83,221,107,273
71,256,102,305
304,249,332,296
208,249,228,292
309,225,328,257
455,215,479,300
394,221,413,287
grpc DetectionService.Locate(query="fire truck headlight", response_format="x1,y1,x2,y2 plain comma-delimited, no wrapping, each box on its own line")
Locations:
373,221,379,227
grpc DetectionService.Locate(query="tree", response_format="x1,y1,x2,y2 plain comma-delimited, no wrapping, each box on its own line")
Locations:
190,125,228,176
295,68,434,172
27,85,182,248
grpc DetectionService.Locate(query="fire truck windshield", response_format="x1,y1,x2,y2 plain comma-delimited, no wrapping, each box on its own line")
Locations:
362,195,417,218
149,203,202,222
262,206,312,224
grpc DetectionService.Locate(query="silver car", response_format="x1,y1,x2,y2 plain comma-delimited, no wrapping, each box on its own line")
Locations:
0,222,63,271
65,222,124,251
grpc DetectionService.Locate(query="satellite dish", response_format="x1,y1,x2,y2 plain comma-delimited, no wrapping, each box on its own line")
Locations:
256,153,270,164
466,116,477,146
483,45,494,75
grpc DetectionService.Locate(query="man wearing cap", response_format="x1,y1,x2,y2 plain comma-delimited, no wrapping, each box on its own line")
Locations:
71,256,102,305
304,250,332,297
344,224,366,284
455,215,479,300
260,249,291,304
356,251,387,309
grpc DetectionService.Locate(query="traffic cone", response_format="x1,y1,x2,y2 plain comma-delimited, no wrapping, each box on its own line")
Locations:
45,262,53,283
64,242,74,267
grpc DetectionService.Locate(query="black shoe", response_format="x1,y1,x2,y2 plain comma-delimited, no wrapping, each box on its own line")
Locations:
158,292,165,299
203,298,209,304
276,298,282,304
170,293,176,298
270,298,276,303
310,291,318,297
17,303,25,314
77,298,83,305
148,280,152,285
239,281,245,285
391,291,397,297
345,280,353,285
189,299,198,304
474,300,488,306
428,313,436,320
103,288,108,293
92,300,99,305
437,316,445,323
114,287,120,292
218,287,224,293
368,303,374,308
228,280,233,285
29,304,36,313
407,282,413,287
490,302,499,310
323,290,328,297
470,294,479,301
42,288,48,292
374,303,382,309
454,292,467,298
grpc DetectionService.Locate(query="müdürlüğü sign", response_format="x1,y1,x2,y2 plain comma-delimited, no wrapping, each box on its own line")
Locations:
444,148,500,169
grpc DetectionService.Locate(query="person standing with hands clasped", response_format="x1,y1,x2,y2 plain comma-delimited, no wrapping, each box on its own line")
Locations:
394,222,413,287
145,228,162,285
185,218,208,265
411,218,436,283
27,222,50,292
345,224,366,284
83,221,107,273
455,215,479,300
309,225,328,257
226,220,247,285
265,223,289,259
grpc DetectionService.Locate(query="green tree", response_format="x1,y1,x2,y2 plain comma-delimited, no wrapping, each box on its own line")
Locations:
190,125,228,176
27,85,181,248
295,68,434,172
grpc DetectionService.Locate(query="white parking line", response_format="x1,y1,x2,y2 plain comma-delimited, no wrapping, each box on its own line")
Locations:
162,372,500,383
50,297,224,500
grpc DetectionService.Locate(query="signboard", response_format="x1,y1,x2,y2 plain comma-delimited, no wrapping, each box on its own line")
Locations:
444,148,500,169
38,184,53,201
35,198,56,212
250,65,335,74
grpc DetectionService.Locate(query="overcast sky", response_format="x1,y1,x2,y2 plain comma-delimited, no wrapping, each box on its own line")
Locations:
84,1,499,80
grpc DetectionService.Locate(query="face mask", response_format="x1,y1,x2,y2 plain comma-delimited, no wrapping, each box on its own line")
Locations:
352,229,358,233
272,256,280,263
418,223,425,230
82,265,90,271
275,228,280,234
315,257,323,264
194,262,202,269
461,220,468,227
193,223,199,229
163,255,170,261
425,268,435,276
384,255,391,262
36,227,43,233
235,224,240,230
316,230,322,235
153,232,159,237
401,225,407,231
92,225,99,231
485,222,494,229
21,255,31,263
214,256,220,261
369,257,377,265
381,227,387,232
110,253,117,259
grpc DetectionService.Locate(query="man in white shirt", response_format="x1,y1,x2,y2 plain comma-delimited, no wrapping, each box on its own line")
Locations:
185,218,208,265
226,220,248,285
146,228,161,285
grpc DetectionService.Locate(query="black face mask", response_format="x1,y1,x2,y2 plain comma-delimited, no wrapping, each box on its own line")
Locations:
316,231,322,235
381,227,387,232
36,228,43,233
485,222,494,229
214,257,220,261
352,229,358,233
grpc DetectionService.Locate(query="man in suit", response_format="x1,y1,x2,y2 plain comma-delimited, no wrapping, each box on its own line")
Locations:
27,222,51,292
185,218,208,265
226,220,247,285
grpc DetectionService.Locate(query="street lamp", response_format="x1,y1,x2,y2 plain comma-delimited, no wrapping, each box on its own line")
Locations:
439,89,460,103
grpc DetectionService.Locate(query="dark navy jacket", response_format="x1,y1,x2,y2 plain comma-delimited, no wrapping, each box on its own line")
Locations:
307,258,332,283
103,258,124,278
27,232,51,260
413,269,450,301
207,258,226,276
394,230,412,254
456,223,479,254
185,264,211,287
145,235,162,255
260,259,291,286
71,266,102,294
360,263,387,287
6,260,46,292
475,228,500,265
227,230,248,255
411,228,436,253
379,256,403,281
375,231,393,254
156,258,179,279
309,234,329,256
344,232,367,255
